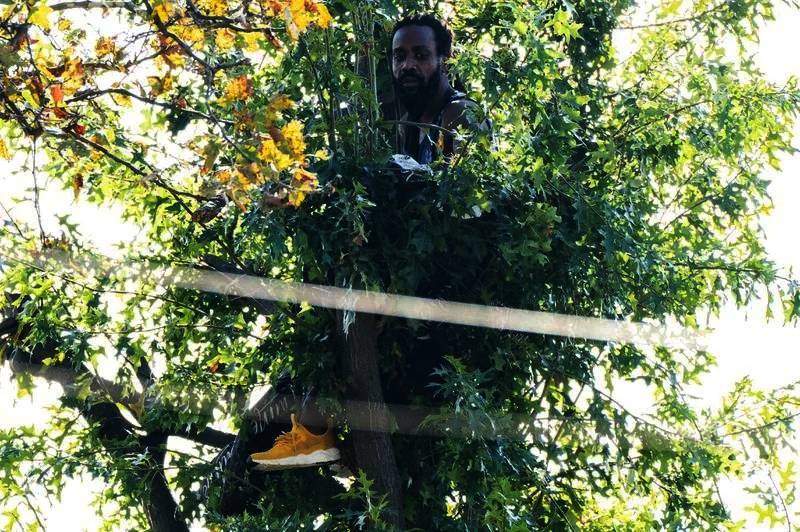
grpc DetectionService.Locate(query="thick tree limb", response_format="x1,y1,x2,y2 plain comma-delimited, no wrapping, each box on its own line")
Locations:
6,351,236,448
80,403,189,532
1,309,234,530
3,352,187,530
338,312,404,529
7,350,142,405
173,426,237,448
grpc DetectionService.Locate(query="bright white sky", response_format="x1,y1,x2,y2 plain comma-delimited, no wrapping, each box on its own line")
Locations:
1,2,799,530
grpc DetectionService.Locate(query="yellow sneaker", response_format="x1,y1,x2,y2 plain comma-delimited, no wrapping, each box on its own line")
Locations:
250,414,340,471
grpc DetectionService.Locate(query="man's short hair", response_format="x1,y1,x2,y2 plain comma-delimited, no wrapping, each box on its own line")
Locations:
390,14,453,58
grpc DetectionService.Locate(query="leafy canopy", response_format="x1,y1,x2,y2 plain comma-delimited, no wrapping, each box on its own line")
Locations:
1,0,799,529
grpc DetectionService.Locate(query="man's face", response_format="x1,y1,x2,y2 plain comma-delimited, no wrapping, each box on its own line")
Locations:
391,25,443,108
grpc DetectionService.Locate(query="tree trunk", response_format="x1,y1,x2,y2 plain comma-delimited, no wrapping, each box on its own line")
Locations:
82,404,190,532
338,312,404,529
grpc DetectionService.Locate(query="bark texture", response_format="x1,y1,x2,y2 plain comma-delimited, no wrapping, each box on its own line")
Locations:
338,312,404,529
1,304,192,532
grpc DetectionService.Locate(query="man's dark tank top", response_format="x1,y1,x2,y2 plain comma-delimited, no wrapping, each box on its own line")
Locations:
401,88,475,164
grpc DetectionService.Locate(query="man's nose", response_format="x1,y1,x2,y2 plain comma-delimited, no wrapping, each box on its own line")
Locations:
400,59,418,74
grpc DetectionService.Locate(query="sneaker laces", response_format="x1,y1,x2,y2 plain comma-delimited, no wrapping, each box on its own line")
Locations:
270,415,303,450
270,430,297,450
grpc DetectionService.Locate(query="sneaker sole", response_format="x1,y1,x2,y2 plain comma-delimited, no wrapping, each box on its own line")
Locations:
252,448,341,471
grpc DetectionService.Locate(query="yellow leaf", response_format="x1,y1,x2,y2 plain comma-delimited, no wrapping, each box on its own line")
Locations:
281,119,306,158
159,41,186,68
22,89,40,107
242,32,262,52
287,189,305,207
152,0,174,23
29,2,54,31
147,74,173,96
283,7,300,41
154,4,168,22
219,75,252,104
174,23,205,45
2,3,16,19
316,4,332,29
290,2,311,32
269,94,294,111
196,0,228,16
111,92,132,107
258,139,292,171
215,28,236,50
292,167,317,191
0,138,11,160
95,37,116,57
61,58,85,95
34,49,55,82
215,168,233,184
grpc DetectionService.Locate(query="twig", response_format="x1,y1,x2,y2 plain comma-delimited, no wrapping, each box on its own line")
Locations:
51,322,264,342
0,252,212,319
616,4,726,30
299,38,334,154
51,1,132,10
379,119,459,137
722,410,800,438
68,88,232,126
0,92,42,137
767,470,792,529
0,199,25,238
324,28,337,157
66,131,211,204
145,0,213,73
661,169,745,229
30,138,45,242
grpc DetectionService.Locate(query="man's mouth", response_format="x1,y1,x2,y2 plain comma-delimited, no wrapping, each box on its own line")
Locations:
400,76,421,88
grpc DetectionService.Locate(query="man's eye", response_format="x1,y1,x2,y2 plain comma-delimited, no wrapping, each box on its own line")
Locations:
415,53,429,60
393,53,404,61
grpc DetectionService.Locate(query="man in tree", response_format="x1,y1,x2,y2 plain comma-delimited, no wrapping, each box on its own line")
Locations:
390,14,486,162
240,15,488,479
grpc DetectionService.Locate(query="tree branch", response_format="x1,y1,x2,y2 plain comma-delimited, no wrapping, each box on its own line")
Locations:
7,349,142,405
616,4,726,30
3,306,236,446
2,329,188,531
173,426,237,448
51,1,132,11
68,88,231,126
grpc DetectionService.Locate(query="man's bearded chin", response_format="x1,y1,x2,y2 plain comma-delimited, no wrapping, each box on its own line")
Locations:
393,65,443,118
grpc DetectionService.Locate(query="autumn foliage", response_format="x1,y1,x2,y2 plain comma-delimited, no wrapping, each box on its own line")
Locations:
1,0,331,211
2,0,800,530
